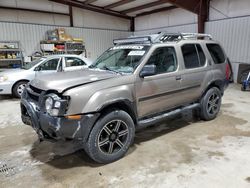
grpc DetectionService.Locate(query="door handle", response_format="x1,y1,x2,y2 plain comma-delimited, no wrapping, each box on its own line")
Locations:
176,75,182,80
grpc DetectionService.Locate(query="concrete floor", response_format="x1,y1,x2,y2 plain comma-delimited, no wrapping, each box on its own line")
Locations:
0,84,250,188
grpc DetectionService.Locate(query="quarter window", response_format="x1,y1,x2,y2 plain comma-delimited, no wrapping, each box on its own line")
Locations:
206,44,225,64
65,57,86,67
182,44,206,69
146,47,177,74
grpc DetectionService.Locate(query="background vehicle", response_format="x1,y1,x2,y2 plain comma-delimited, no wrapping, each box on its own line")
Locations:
0,54,91,98
241,71,250,91
21,33,231,163
240,69,250,83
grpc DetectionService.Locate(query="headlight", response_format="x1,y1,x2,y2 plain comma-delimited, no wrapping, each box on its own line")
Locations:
0,75,8,82
44,94,68,116
45,97,53,112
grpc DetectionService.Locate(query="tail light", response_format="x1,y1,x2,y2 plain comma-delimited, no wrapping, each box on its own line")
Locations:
226,60,232,81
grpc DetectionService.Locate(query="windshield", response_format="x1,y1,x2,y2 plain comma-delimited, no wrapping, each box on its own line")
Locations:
90,45,150,74
22,58,46,70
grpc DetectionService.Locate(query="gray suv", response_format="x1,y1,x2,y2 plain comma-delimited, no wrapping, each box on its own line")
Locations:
21,33,231,163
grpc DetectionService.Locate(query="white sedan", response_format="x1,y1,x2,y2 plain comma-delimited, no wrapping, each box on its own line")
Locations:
0,54,92,98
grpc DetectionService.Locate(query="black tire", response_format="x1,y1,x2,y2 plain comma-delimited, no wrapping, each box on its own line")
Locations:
13,81,28,98
241,85,246,91
85,110,135,163
200,87,222,121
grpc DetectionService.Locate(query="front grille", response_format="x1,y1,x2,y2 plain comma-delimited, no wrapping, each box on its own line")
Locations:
27,85,44,102
30,85,43,94
29,93,39,101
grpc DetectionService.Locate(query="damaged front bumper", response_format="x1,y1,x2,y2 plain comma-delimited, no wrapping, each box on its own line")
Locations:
20,88,100,142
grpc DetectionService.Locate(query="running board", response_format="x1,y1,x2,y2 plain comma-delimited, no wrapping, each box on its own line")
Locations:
137,103,200,129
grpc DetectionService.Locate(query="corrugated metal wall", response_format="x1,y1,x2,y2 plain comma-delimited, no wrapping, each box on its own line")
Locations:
0,22,131,60
206,16,250,63
1,16,250,63
134,23,197,36
135,16,250,64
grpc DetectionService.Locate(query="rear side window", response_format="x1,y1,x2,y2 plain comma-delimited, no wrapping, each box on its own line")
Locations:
206,44,225,64
181,44,206,69
65,57,86,67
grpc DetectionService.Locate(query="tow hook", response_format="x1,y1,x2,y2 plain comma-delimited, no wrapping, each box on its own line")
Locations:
37,130,44,142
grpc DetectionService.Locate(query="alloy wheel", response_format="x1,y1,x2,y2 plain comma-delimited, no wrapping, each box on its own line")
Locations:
17,83,26,96
98,120,129,155
207,93,220,115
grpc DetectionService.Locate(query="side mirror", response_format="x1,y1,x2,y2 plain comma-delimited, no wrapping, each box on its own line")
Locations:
34,66,41,71
139,64,156,78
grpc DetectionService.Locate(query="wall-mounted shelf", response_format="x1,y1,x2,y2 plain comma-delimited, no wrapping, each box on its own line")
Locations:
0,58,22,61
0,41,23,68
40,41,86,56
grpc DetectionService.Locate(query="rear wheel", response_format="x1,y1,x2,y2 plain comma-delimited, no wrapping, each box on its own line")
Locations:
85,110,135,163
13,81,28,98
200,87,222,121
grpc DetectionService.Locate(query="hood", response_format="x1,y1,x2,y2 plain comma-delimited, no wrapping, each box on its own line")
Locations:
30,69,119,93
0,68,27,76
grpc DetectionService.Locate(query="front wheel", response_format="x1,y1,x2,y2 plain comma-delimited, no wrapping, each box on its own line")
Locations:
13,81,28,98
200,87,222,121
85,110,135,163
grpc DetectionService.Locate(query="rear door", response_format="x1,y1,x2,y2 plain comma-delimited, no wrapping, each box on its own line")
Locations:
63,57,88,71
135,46,183,118
178,43,212,103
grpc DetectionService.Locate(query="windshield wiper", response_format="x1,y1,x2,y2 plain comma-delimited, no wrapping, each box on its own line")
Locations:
102,65,122,75
88,64,95,68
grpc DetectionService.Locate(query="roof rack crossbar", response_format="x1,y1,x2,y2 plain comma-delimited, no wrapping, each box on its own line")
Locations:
154,32,213,43
181,33,213,40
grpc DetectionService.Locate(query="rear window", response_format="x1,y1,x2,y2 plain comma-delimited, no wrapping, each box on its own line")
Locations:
206,44,225,64
181,44,206,69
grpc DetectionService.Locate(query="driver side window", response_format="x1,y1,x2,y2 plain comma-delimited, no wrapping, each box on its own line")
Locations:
146,47,177,74
38,58,60,71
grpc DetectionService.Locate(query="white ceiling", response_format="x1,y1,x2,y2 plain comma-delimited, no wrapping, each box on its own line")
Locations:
85,0,174,16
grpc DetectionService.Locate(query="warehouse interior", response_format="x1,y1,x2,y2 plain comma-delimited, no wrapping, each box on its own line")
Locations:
0,0,250,81
1,0,250,187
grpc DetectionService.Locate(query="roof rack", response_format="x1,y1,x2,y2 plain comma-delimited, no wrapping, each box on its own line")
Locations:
113,32,213,46
154,32,213,43
113,36,153,45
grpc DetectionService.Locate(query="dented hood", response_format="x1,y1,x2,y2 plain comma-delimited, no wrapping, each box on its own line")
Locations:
30,69,119,93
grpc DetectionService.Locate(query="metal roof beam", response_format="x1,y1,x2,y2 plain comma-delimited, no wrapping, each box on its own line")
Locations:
104,0,136,10
122,0,169,14
198,0,209,33
166,0,209,33
49,0,132,19
166,0,200,13
0,6,69,16
84,0,98,4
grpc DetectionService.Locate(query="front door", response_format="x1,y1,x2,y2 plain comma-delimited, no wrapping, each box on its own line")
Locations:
135,46,183,118
35,57,61,77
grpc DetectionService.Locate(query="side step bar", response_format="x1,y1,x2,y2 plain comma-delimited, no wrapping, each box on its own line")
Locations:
137,103,200,129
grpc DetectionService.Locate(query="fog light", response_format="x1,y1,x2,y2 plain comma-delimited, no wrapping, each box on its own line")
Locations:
51,109,59,116
54,101,61,108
